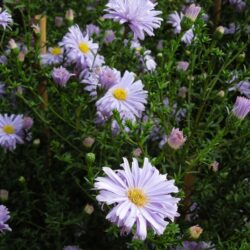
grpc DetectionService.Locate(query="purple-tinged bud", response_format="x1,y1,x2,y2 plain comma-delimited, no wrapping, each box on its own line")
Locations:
22,116,34,130
55,16,63,27
52,66,72,87
217,90,225,97
83,137,95,148
167,128,186,150
178,86,188,98
132,148,142,157
184,4,201,22
177,61,189,71
232,96,250,119
65,9,74,24
8,39,18,50
104,30,115,44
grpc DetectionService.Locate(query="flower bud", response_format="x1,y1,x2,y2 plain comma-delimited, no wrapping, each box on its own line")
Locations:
55,16,63,27
65,9,74,24
215,26,224,40
132,148,142,157
232,96,250,119
0,189,9,201
189,225,203,239
86,153,96,164
33,138,40,146
209,161,219,172
18,176,26,184
217,90,224,97
84,204,94,215
8,39,18,50
22,116,34,130
178,86,188,98
167,128,186,150
31,24,40,35
83,137,95,148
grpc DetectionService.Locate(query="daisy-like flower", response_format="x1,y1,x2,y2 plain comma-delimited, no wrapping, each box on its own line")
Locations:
96,71,147,119
0,205,11,233
232,96,250,119
40,46,64,65
104,0,162,40
0,114,24,151
229,80,250,98
94,157,180,240
0,8,13,30
59,25,99,67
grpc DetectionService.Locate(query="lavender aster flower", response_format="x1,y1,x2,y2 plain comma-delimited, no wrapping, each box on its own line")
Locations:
0,205,11,232
167,11,183,34
41,46,64,65
0,114,24,151
104,0,162,40
0,8,13,30
232,96,250,119
181,29,194,45
96,71,147,119
144,50,157,72
168,128,186,150
59,25,99,67
52,66,72,87
95,157,180,240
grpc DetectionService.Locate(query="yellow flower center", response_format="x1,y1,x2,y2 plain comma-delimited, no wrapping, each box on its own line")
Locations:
51,47,62,55
113,88,127,101
127,188,148,207
79,42,90,54
3,125,15,134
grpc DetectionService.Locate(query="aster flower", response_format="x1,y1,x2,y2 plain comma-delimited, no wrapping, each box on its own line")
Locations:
143,50,157,72
96,71,147,119
0,8,13,30
95,157,180,240
104,0,162,40
0,114,24,151
167,12,183,34
22,116,34,130
224,23,237,35
167,128,186,150
181,29,194,45
0,205,11,233
232,96,250,119
59,25,99,67
228,0,246,12
52,66,73,87
41,46,64,65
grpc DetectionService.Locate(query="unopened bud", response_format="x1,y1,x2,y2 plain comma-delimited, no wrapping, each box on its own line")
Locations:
83,137,95,148
19,176,26,184
65,9,74,24
132,148,142,157
8,39,18,50
0,190,9,201
86,153,95,164
209,161,219,172
33,138,40,146
84,204,94,215
215,26,225,39
189,225,203,239
217,90,225,97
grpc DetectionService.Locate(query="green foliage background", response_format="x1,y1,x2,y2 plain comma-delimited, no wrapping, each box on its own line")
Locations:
0,0,249,249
